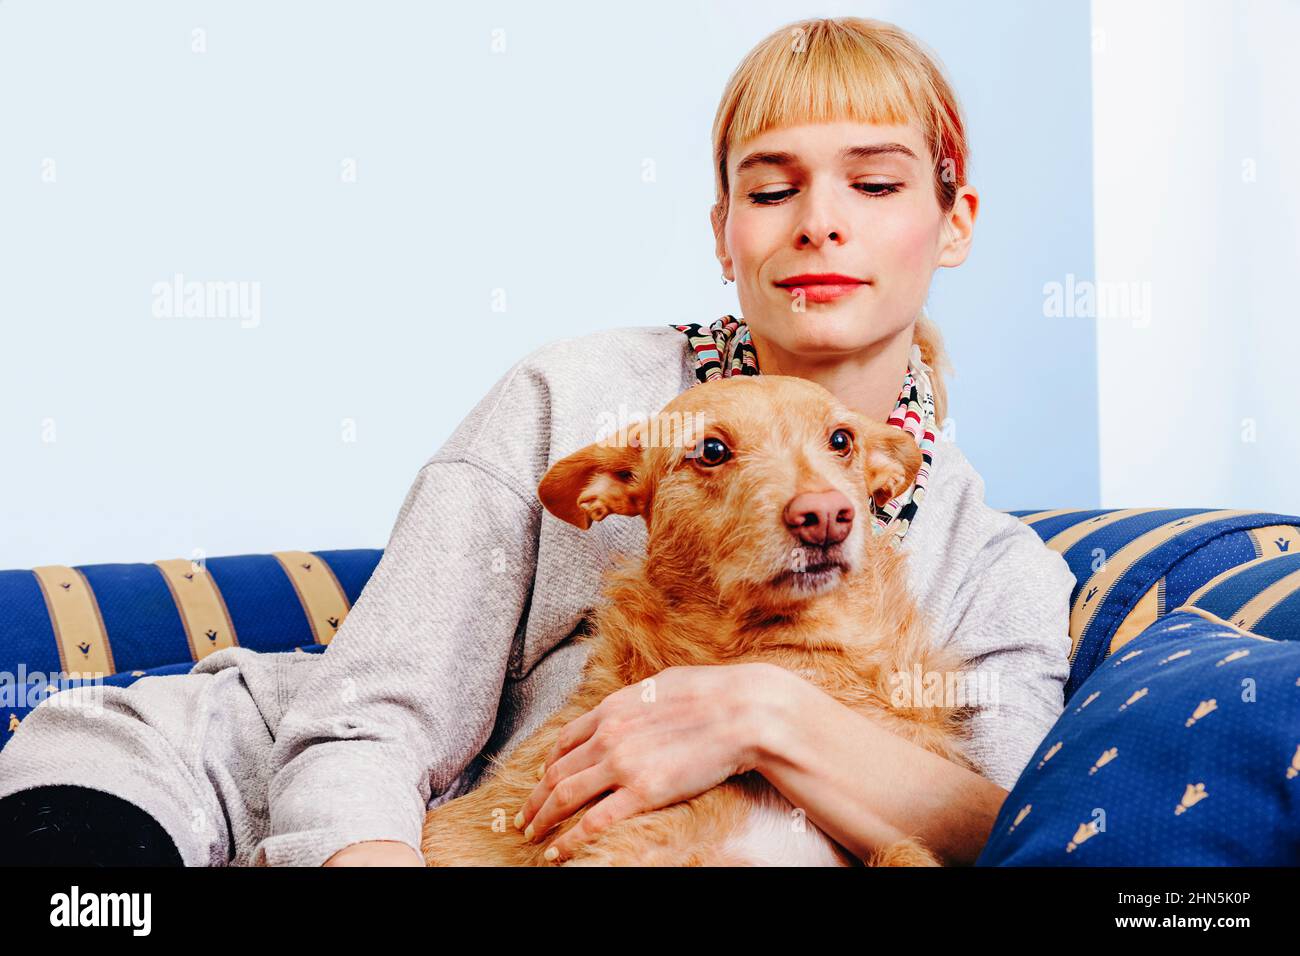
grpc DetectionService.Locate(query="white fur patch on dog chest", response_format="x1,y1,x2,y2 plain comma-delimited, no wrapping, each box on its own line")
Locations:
721,785,852,866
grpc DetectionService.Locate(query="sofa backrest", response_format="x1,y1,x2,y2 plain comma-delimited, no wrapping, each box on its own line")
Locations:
0,549,382,680
1012,508,1300,699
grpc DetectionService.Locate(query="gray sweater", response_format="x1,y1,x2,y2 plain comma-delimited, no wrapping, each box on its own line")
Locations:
256,324,1078,866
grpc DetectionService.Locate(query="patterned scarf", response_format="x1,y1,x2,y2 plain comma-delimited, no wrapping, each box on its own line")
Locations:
670,315,936,549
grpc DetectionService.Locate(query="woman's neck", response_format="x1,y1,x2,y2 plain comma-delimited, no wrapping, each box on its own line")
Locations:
748,319,916,424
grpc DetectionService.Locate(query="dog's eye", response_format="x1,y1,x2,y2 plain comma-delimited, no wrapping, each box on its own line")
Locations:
829,428,854,457
695,437,731,466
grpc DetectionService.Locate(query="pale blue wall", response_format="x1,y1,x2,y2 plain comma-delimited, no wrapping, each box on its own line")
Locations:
0,0,1099,568
1091,0,1300,517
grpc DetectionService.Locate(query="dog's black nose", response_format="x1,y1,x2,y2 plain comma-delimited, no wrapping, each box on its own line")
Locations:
784,490,854,546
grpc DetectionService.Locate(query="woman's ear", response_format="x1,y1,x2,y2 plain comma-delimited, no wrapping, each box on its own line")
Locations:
857,420,923,510
710,201,732,281
537,419,650,530
937,185,978,269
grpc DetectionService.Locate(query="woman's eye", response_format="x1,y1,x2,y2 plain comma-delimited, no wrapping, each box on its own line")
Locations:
695,437,731,466
748,183,901,206
829,428,854,457
748,188,797,205
853,182,902,198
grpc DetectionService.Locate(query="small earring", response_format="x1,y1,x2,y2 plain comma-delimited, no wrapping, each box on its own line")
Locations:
721,274,731,284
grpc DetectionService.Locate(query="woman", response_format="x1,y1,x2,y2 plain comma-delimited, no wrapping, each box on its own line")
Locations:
0,16,1074,867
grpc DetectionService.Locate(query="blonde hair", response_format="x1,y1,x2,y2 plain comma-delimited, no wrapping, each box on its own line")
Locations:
711,16,964,423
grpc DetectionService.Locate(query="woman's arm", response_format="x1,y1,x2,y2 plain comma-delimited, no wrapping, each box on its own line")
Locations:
519,661,1007,866
250,332,570,868
752,664,1006,865
257,457,541,868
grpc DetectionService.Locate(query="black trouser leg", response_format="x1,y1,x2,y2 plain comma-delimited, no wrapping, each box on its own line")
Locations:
0,785,184,866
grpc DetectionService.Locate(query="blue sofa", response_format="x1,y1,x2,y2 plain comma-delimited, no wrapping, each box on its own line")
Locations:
3,508,1298,863
977,508,1300,865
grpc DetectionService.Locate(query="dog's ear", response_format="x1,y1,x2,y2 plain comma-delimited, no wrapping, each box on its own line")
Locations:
858,419,923,511
537,419,650,530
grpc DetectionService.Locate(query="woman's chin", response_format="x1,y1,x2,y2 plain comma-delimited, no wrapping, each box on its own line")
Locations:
758,312,886,353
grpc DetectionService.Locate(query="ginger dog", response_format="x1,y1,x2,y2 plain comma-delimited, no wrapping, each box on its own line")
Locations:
421,374,977,866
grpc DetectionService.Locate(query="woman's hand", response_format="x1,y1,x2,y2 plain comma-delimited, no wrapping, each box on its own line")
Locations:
322,840,424,866
513,661,781,863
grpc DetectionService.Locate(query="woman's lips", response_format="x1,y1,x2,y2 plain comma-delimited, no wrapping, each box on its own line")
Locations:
774,274,868,304
781,282,864,303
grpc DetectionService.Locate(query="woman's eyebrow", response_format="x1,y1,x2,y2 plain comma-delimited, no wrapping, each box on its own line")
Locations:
735,143,919,176
842,143,919,163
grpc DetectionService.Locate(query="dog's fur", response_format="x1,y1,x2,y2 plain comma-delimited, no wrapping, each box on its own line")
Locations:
421,374,976,866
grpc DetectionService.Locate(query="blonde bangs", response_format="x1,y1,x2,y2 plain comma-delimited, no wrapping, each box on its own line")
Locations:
712,17,968,217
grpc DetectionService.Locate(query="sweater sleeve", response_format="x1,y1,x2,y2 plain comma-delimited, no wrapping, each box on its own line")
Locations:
940,521,1077,792
253,457,541,866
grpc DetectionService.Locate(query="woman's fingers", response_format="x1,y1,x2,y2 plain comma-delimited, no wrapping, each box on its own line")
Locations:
517,732,601,833
539,704,602,774
519,760,617,844
517,696,625,835
542,788,645,864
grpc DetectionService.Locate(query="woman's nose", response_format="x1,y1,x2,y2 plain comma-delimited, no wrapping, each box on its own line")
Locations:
795,183,849,248
784,490,855,546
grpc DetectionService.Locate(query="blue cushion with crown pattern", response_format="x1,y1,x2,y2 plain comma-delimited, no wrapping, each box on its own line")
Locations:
977,606,1300,865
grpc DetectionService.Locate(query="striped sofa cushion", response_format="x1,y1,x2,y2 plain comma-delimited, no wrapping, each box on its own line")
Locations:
0,549,381,679
0,549,382,752
1011,509,1300,701
1180,552,1300,641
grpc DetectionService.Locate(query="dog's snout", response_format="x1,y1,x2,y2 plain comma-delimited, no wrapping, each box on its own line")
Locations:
783,490,855,547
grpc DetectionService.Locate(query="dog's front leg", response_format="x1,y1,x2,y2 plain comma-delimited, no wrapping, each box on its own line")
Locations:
421,769,550,866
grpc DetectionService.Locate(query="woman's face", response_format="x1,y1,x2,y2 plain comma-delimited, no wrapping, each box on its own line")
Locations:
714,119,976,359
